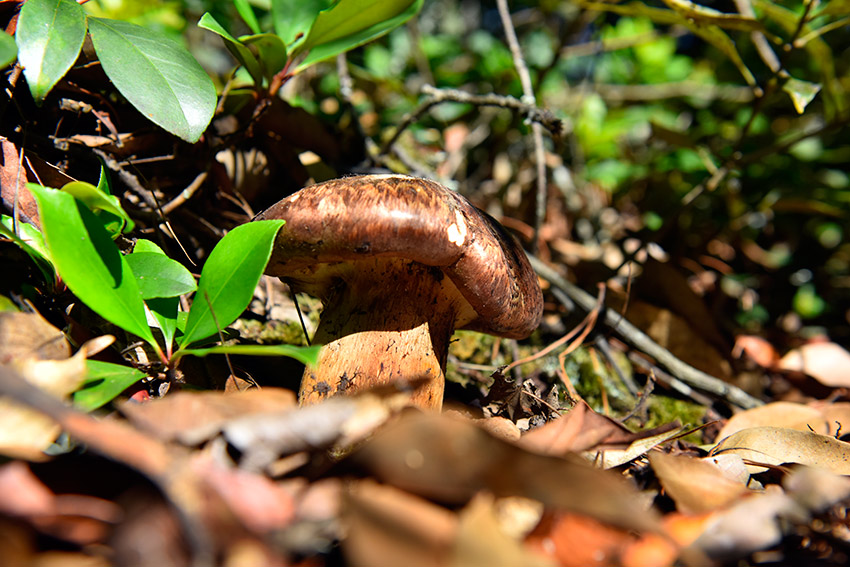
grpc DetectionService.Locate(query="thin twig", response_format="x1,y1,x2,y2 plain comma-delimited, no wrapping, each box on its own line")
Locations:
528,255,763,409
381,85,563,155
496,0,550,254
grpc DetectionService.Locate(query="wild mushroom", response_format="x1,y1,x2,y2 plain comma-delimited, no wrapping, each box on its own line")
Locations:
253,174,542,409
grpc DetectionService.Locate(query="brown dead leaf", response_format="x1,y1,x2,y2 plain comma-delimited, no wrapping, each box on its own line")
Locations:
0,139,38,226
225,394,396,472
527,512,639,567
779,341,850,388
0,312,70,364
690,486,806,561
732,335,779,368
710,426,850,474
811,401,850,437
191,454,295,534
349,411,659,533
649,452,749,514
520,401,624,455
716,401,828,441
451,493,553,567
120,387,296,445
342,479,458,567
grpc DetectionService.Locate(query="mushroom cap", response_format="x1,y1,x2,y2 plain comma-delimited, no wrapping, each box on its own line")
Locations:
253,174,543,339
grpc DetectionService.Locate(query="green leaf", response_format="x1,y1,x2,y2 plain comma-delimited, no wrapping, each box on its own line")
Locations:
783,77,821,114
175,343,321,366
133,239,166,254
240,33,288,81
74,360,147,411
61,181,134,235
87,17,217,143
0,31,16,68
28,184,158,351
294,0,423,72
125,252,197,299
235,0,262,34
147,296,179,356
272,0,330,46
15,0,86,102
198,12,264,86
178,220,285,348
0,214,54,282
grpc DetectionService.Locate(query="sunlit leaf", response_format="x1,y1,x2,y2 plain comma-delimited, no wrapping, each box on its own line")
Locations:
272,0,330,46
234,0,262,34
125,252,197,299
178,220,285,348
87,17,216,143
74,360,147,411
15,0,86,102
27,184,158,352
783,77,821,114
198,12,264,86
61,180,134,235
294,0,423,71
175,343,321,366
0,31,16,68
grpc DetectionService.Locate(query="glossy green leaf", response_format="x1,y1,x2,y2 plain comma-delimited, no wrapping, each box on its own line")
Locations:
198,12,264,86
783,77,821,114
241,33,288,81
15,0,86,102
133,239,165,254
178,220,285,348
28,184,158,350
125,252,197,299
61,181,134,235
176,343,321,366
272,0,330,46
0,31,16,68
234,0,262,34
147,296,179,356
87,17,217,143
0,215,54,282
74,360,147,411
294,0,423,71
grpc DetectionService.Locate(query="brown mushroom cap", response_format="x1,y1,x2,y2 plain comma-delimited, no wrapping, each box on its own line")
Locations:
254,174,542,339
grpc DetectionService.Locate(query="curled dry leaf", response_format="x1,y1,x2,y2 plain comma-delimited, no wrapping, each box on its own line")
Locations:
691,485,806,561
349,411,659,534
120,387,297,445
648,452,750,514
224,394,396,472
778,341,850,388
716,401,828,441
710,426,850,474
342,479,458,567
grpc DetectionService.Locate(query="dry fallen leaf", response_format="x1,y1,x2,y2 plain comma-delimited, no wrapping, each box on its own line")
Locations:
342,479,458,567
451,493,553,567
716,401,828,441
778,341,850,388
690,486,806,561
349,411,660,533
120,387,297,445
649,452,750,514
710,426,850,474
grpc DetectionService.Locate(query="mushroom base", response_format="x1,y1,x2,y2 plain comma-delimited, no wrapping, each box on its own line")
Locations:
296,259,472,409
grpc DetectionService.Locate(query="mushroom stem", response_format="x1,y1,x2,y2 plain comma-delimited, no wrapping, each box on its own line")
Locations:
297,259,467,409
